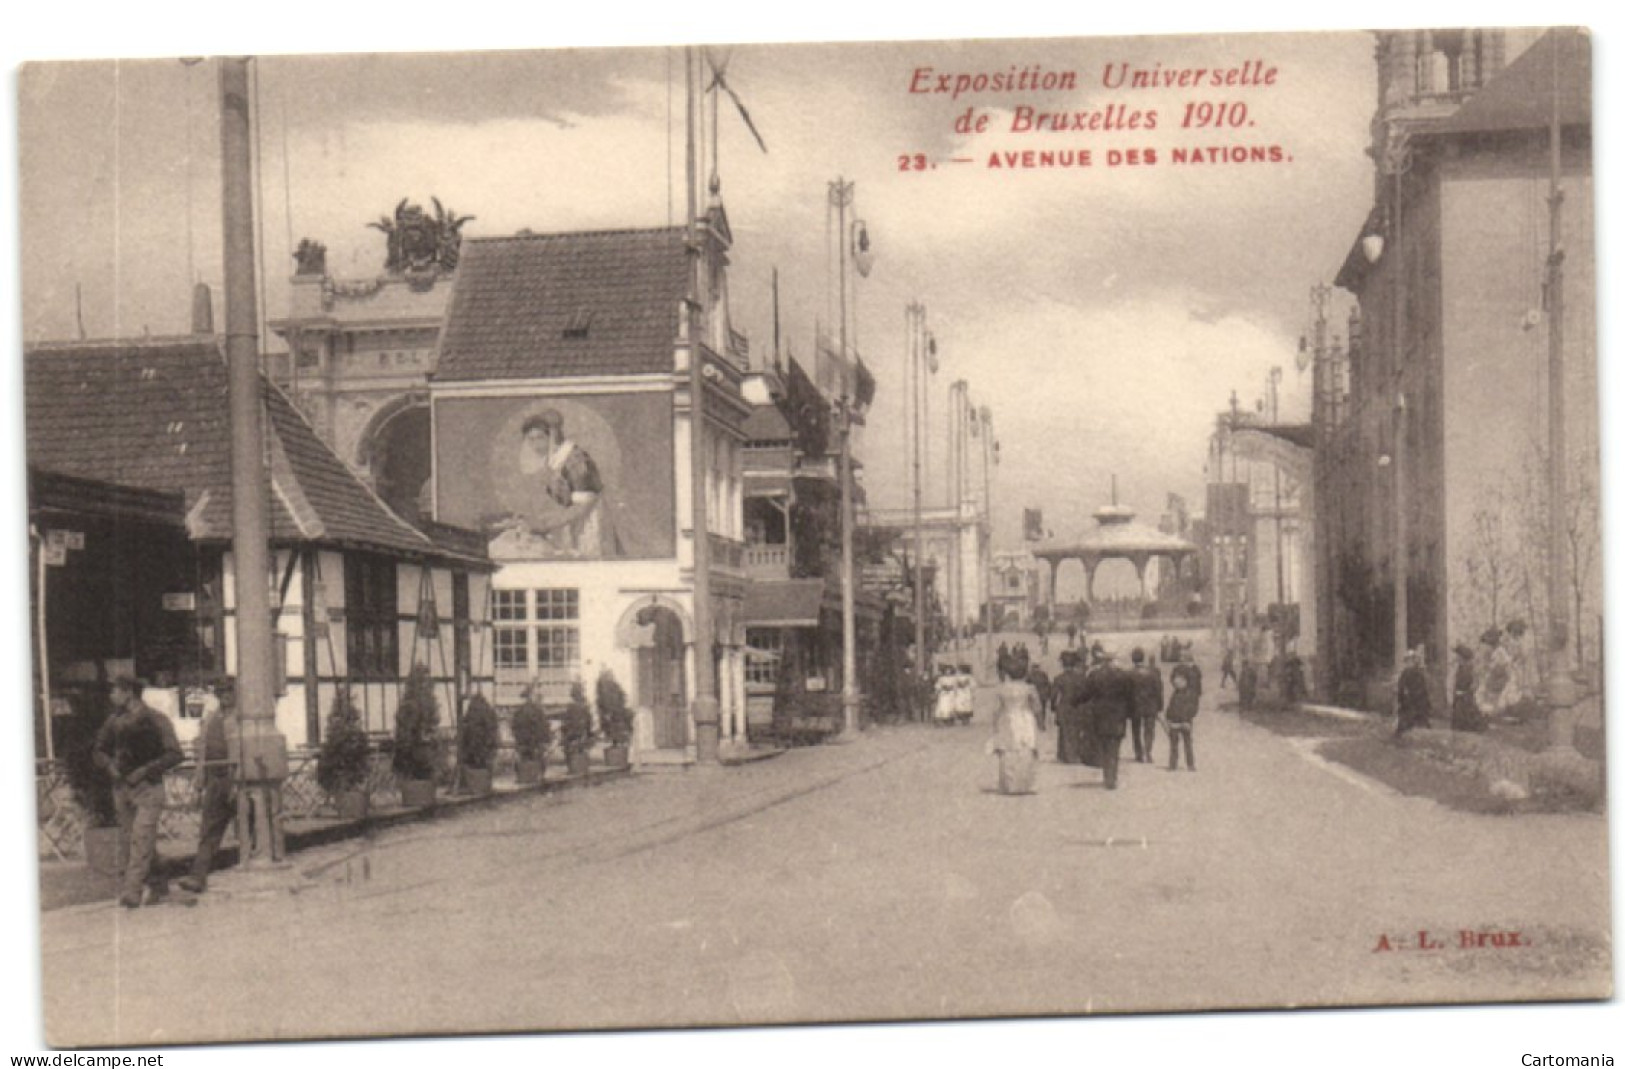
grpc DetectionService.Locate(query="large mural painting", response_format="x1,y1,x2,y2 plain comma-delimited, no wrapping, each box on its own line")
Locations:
435,394,674,561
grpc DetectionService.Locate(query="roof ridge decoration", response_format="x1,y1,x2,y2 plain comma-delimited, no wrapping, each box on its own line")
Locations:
368,197,475,291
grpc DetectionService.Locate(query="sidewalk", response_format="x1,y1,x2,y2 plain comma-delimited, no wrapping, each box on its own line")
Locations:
39,763,634,912
1237,690,1606,813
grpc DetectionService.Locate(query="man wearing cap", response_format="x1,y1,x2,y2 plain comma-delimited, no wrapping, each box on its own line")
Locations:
94,677,184,907
180,679,242,894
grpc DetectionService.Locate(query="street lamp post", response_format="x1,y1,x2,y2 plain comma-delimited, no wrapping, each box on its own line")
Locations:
1268,366,1286,621
220,56,287,866
1366,124,1413,674
1543,42,1577,748
830,177,860,736
907,302,936,691
977,406,995,671
685,48,721,763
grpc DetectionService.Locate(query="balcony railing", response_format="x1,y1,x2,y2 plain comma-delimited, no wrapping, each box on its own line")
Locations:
709,533,744,570
745,543,791,579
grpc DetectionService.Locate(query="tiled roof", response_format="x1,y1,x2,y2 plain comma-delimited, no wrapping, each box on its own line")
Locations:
434,227,689,382
24,336,485,565
1433,28,1590,135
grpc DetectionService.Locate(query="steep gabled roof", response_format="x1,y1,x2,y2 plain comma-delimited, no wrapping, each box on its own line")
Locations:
434,227,689,382
24,336,486,566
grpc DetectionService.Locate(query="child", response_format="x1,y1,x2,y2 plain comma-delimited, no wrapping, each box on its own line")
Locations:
954,664,977,725
1164,665,1200,771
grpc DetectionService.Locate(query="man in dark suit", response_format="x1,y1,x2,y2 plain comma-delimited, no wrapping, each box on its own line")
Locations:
1128,648,1164,763
1081,651,1137,789
1051,651,1088,763
94,677,184,907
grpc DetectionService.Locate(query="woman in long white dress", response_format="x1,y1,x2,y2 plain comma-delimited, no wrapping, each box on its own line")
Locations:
933,666,958,725
953,664,977,724
987,662,1040,795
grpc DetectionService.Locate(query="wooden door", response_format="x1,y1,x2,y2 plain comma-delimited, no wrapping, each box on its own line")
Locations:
638,608,688,748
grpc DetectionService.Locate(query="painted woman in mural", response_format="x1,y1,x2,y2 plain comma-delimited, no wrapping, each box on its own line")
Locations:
490,409,623,558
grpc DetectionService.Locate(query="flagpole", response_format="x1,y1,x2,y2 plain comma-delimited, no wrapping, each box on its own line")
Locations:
687,46,720,763
910,303,928,694
831,177,860,736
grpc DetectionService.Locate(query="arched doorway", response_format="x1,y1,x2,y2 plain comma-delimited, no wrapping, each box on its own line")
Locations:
364,400,431,522
636,607,689,749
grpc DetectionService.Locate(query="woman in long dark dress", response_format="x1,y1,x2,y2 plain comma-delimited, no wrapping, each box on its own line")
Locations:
1450,645,1486,732
1395,648,1433,736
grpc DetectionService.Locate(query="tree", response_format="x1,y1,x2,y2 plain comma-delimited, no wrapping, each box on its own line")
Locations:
1566,449,1602,675
1455,484,1525,641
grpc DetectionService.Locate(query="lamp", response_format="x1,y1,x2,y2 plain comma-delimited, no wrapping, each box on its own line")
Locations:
1361,232,1385,264
851,220,874,278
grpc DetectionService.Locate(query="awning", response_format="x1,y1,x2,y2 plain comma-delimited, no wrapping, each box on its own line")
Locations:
744,472,793,497
742,579,825,627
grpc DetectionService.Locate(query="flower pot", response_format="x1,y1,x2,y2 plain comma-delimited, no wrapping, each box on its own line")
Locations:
566,751,591,777
463,768,493,796
334,788,369,822
603,744,630,770
398,777,437,808
516,759,544,786
82,824,121,877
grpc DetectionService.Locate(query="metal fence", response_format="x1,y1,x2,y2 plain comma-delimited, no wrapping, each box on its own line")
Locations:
36,740,540,861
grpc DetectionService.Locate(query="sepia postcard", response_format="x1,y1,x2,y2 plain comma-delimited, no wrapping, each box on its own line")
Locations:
8,10,1620,1063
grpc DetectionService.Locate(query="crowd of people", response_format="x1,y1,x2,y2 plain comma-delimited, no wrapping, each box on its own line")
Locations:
1400,619,1537,737
986,635,1204,795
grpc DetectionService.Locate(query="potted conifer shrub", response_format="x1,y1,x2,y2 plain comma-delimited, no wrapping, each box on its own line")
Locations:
458,693,499,795
61,692,119,874
510,690,551,786
392,664,440,808
596,669,632,769
560,682,595,777
317,685,371,820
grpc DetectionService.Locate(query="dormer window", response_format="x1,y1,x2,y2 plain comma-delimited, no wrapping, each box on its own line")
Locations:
562,309,594,339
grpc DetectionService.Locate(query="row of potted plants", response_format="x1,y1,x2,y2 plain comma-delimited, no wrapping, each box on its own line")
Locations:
315,664,636,816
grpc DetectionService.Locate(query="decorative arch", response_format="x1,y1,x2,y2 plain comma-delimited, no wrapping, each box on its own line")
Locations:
357,391,431,520
355,390,430,469
614,594,694,649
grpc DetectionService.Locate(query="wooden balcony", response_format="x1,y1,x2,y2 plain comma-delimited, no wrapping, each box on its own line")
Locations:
744,543,791,580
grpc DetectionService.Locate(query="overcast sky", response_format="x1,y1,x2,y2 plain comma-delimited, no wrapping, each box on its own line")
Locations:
15,28,1393,572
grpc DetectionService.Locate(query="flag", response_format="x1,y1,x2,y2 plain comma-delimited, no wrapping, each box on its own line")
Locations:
814,329,848,400
853,356,877,410
1023,508,1044,541
784,355,830,456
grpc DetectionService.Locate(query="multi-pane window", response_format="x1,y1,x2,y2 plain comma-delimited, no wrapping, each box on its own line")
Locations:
492,589,580,702
345,553,399,680
745,628,783,687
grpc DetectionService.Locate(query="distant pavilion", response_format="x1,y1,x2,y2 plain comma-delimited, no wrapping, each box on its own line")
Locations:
1033,482,1199,605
